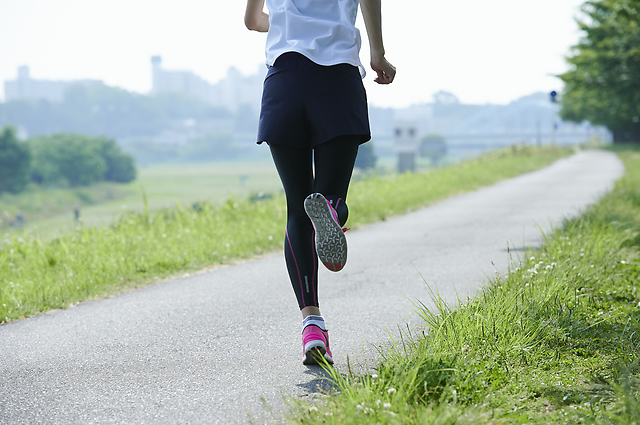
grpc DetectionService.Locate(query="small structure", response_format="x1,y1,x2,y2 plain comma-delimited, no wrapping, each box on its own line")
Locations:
393,120,419,172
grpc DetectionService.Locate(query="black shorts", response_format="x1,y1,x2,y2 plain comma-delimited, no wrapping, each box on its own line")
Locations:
257,52,371,148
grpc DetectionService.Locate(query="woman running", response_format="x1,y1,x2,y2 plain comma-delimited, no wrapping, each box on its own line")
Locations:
245,0,395,365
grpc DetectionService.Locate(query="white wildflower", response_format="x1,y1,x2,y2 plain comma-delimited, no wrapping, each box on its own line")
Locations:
384,403,392,409
388,388,397,395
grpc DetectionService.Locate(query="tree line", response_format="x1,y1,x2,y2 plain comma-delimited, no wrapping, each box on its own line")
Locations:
0,83,234,139
560,0,640,143
0,126,136,194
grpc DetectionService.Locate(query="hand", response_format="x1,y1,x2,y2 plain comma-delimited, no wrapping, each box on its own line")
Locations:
370,55,396,84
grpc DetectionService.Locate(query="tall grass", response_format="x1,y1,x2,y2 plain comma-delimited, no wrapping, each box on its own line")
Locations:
289,147,640,424
0,145,572,323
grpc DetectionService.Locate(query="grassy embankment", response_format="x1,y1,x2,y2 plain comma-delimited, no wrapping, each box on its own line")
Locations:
0,162,283,240
0,145,572,323
289,147,640,424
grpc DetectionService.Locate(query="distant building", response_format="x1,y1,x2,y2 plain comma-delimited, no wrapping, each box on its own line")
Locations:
150,56,264,113
4,66,102,102
394,120,419,172
151,56,214,104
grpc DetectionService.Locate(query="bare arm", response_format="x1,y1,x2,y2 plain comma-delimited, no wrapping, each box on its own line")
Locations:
360,0,396,84
245,0,269,32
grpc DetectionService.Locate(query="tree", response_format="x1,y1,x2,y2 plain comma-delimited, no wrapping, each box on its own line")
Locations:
28,134,136,187
0,83,232,139
354,141,377,170
559,0,640,142
181,133,240,162
432,90,460,105
98,137,136,183
420,134,447,165
0,126,31,193
29,133,136,186
30,134,107,186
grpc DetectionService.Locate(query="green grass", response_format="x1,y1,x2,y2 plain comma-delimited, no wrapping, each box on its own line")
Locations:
287,147,640,424
0,161,283,240
0,182,130,225
0,144,572,323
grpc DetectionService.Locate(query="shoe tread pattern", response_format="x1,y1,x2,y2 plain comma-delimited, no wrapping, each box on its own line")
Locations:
304,194,347,271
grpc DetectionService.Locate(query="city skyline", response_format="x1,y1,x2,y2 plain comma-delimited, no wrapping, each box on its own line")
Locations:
1,0,586,107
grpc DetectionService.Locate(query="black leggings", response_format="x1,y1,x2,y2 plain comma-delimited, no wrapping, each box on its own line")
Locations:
269,135,360,310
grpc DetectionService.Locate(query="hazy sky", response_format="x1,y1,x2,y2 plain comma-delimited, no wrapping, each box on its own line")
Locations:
0,0,586,107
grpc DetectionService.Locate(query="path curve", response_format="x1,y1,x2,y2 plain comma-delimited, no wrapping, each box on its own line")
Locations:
0,150,624,424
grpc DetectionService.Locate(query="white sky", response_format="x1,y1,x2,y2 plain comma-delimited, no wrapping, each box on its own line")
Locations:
0,0,586,107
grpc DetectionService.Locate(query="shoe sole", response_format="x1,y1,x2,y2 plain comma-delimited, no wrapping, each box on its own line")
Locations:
303,341,334,365
304,194,347,272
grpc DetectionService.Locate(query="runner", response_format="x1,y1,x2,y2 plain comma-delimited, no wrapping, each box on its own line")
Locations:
245,0,395,365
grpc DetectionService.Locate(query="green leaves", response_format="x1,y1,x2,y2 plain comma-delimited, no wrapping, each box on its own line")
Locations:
28,133,136,187
0,126,31,194
559,0,640,142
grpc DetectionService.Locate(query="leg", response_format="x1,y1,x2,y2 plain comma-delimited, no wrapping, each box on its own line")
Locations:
313,135,361,226
303,135,360,272
269,144,320,314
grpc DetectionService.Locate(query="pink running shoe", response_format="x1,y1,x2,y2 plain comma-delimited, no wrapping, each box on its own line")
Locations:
304,193,348,272
302,325,334,365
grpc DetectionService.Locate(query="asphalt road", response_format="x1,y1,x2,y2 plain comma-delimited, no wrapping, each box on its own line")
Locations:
0,150,624,424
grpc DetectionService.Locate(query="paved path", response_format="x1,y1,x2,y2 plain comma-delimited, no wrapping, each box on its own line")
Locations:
0,150,624,424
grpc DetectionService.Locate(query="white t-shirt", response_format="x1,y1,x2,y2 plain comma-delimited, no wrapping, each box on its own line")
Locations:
265,0,366,78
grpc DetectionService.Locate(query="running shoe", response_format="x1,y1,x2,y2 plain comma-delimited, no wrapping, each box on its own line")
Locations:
304,193,348,272
302,325,334,365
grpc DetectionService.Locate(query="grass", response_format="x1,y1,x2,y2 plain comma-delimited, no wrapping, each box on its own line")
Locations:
287,146,640,424
0,182,130,225
0,161,283,240
0,144,572,323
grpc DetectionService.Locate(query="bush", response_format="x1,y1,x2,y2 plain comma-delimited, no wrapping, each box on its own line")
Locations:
28,133,136,187
99,138,136,183
420,134,447,165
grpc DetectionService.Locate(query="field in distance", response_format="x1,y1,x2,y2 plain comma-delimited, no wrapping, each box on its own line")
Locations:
1,161,283,240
